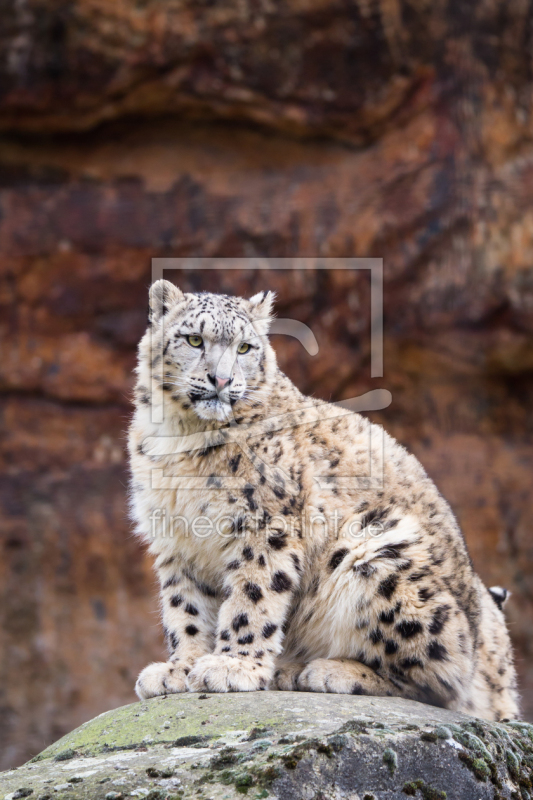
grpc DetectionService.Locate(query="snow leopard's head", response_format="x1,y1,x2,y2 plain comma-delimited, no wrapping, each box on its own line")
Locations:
141,280,277,421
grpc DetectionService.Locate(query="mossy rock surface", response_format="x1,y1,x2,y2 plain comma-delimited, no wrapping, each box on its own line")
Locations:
1,693,532,800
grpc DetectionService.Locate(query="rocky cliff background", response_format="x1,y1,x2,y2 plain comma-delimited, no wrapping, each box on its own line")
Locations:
2,0,533,771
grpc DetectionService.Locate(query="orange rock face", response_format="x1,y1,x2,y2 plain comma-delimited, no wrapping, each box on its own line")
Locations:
1,0,533,770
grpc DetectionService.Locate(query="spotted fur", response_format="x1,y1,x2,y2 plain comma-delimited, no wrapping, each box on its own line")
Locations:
129,281,519,720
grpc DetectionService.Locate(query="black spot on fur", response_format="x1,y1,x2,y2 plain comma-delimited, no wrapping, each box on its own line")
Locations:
185,625,199,636
400,657,424,669
243,483,258,511
270,571,292,593
428,641,448,661
354,562,377,578
262,622,277,639
259,510,272,530
221,646,231,653
385,640,399,655
429,605,451,635
244,582,263,603
258,554,266,567
170,595,183,608
396,620,423,639
376,542,411,560
379,608,395,625
291,553,301,572
370,628,383,644
185,604,198,615
397,558,413,572
163,576,179,590
220,630,230,641
232,613,249,632
384,518,400,531
229,454,241,473
408,566,432,582
268,533,288,550
169,632,179,650
418,587,434,602
329,548,349,570
231,516,246,534
238,633,254,645
378,574,399,600
242,546,254,561
429,544,446,567
361,508,389,528
227,560,240,570
255,650,265,658
351,683,366,695
199,581,217,597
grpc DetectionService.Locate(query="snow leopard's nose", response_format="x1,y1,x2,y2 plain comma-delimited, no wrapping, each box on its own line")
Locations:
208,374,232,392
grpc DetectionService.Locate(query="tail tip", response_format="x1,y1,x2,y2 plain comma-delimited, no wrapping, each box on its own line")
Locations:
489,586,511,611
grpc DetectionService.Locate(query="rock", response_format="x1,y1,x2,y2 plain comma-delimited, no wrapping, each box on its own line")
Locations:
1,693,533,800
0,0,453,138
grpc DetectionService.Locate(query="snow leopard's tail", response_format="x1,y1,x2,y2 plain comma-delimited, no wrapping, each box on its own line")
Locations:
489,586,511,611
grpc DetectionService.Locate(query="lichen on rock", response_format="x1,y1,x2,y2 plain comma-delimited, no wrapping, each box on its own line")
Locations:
1,694,533,799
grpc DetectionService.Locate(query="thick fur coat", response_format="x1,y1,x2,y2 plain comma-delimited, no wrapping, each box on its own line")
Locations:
128,281,518,721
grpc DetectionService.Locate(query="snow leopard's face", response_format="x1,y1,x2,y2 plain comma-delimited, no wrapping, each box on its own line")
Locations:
147,281,275,422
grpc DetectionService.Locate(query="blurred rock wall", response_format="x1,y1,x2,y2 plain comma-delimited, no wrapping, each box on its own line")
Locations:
1,0,533,769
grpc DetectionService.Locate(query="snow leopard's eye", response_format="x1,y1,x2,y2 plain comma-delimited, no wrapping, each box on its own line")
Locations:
237,342,250,354
187,335,203,348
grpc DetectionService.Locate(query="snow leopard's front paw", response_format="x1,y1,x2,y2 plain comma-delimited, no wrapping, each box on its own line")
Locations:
135,661,191,699
187,654,271,692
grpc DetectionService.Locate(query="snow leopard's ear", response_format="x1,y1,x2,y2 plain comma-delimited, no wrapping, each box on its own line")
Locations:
149,280,184,324
247,290,276,336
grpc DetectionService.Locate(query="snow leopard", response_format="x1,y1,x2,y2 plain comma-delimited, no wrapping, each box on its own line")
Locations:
128,280,519,721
